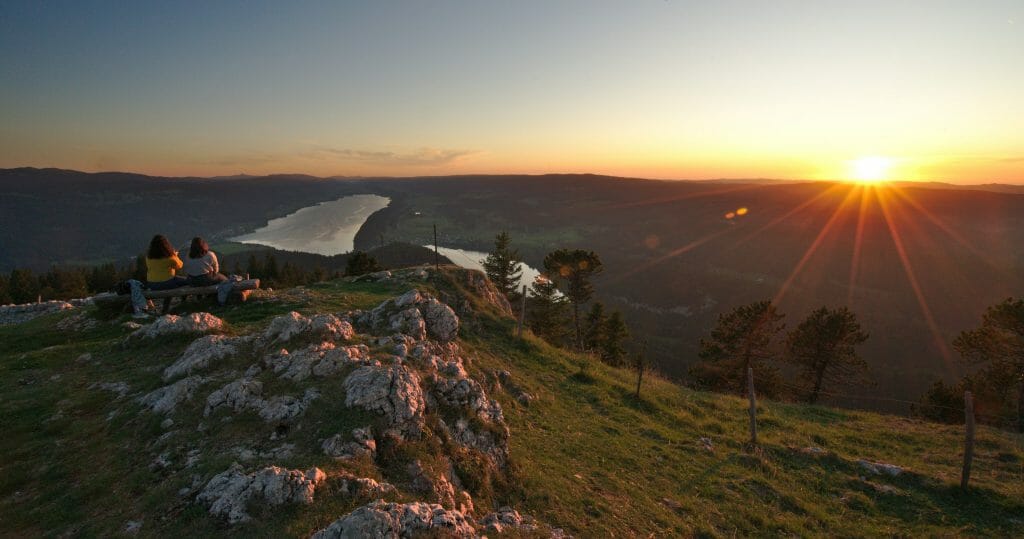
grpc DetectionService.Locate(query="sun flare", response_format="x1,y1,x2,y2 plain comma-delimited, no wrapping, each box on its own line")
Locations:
848,156,894,183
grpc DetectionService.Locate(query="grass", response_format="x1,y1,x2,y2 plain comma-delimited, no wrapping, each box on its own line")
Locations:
0,267,1021,537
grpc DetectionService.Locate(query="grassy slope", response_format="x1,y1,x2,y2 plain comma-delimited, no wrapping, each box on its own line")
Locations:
0,269,1021,537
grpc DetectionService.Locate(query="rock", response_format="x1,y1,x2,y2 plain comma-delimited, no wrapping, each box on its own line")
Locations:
204,377,264,416
123,520,142,535
262,311,353,345
466,270,513,316
480,506,534,534
197,464,326,524
131,313,224,339
56,311,99,332
75,353,94,364
311,500,475,539
162,335,239,381
433,376,504,425
265,342,371,382
423,298,459,343
322,427,377,460
122,321,143,330
698,437,714,452
138,376,207,414
857,460,903,476
344,363,426,438
0,300,76,327
335,473,395,498
204,376,317,423
442,417,509,468
407,460,457,508
89,381,130,398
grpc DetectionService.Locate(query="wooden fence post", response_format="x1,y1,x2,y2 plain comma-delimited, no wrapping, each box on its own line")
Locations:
516,285,527,337
747,367,757,446
961,390,975,489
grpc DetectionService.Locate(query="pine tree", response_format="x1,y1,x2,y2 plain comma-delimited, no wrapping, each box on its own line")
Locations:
345,251,382,276
8,269,40,304
526,275,571,346
600,311,630,367
785,306,870,404
543,249,604,349
263,254,280,279
689,300,786,397
246,254,262,278
954,297,1024,432
482,231,522,299
584,302,608,352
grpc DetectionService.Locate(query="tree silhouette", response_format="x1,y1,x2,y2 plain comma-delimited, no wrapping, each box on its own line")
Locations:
345,251,382,277
690,300,785,397
527,275,571,346
543,249,603,349
954,297,1024,432
785,306,870,404
600,311,630,367
583,302,607,352
482,231,522,300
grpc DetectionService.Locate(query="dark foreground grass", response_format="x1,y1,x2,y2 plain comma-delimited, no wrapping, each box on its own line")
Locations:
0,268,1021,537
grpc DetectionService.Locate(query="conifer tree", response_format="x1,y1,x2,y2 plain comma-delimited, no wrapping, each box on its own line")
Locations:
527,275,571,346
482,231,522,300
583,302,608,352
345,251,382,276
543,249,604,349
8,268,40,304
954,297,1024,432
690,300,785,397
785,306,870,404
600,311,630,366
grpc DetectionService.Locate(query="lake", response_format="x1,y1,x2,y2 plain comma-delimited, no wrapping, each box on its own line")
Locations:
431,245,546,294
231,194,390,255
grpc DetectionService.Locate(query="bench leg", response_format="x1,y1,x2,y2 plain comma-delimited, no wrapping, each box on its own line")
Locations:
162,297,172,314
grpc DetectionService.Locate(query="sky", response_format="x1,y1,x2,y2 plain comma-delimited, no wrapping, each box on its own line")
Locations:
1,1,1022,183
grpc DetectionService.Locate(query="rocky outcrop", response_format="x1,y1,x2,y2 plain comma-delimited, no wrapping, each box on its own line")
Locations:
162,335,241,381
197,464,325,524
357,290,460,344
131,313,224,339
262,312,353,345
344,362,426,438
138,375,208,414
407,460,456,509
0,299,81,327
465,270,513,316
204,376,319,422
311,500,475,539
480,507,536,535
264,342,373,382
322,427,377,460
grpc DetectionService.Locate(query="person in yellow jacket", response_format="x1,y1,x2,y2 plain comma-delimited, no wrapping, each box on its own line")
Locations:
145,234,188,291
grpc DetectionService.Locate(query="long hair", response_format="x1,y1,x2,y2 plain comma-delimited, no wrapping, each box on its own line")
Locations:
189,237,209,259
147,234,175,259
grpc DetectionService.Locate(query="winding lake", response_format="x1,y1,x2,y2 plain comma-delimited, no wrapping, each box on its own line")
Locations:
431,246,545,293
231,194,390,255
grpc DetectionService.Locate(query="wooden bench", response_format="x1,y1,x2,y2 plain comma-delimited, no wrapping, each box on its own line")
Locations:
93,279,261,313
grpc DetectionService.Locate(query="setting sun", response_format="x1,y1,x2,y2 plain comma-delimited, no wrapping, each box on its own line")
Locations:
848,156,894,183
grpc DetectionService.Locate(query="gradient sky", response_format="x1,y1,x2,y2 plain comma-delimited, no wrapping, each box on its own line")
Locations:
1,1,1022,182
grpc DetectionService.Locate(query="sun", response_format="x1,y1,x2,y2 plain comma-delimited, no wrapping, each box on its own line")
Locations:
848,156,893,183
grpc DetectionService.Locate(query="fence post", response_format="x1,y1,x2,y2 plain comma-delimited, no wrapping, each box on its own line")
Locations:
747,367,757,446
516,285,527,337
961,390,975,489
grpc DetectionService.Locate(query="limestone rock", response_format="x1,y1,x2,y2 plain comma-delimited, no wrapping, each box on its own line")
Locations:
265,342,371,382
408,460,456,508
205,377,317,423
442,418,509,468
466,270,513,316
162,335,239,381
311,500,476,539
322,427,377,460
262,311,353,345
131,313,224,339
423,298,459,343
344,363,426,437
358,290,459,343
857,459,904,476
89,381,130,398
138,376,207,414
197,463,326,524
480,507,535,534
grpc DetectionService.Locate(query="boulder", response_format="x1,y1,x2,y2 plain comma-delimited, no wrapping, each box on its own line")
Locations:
311,500,476,539
407,460,456,508
204,377,317,423
423,299,459,343
465,270,513,316
131,313,224,339
138,375,208,414
358,291,459,343
480,506,535,534
197,463,325,524
344,363,426,438
162,335,240,381
857,459,904,476
262,311,354,345
265,342,372,382
322,427,377,460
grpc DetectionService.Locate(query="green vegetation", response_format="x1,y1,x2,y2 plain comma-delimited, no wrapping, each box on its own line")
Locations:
482,231,522,300
0,269,1021,536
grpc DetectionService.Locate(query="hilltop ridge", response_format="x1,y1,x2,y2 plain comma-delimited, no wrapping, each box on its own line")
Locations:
0,266,1021,536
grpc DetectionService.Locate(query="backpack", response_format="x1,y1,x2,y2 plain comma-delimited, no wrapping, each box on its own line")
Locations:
113,280,133,295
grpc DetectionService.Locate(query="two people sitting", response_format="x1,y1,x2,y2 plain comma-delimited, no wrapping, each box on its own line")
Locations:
130,234,231,317
145,234,228,290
